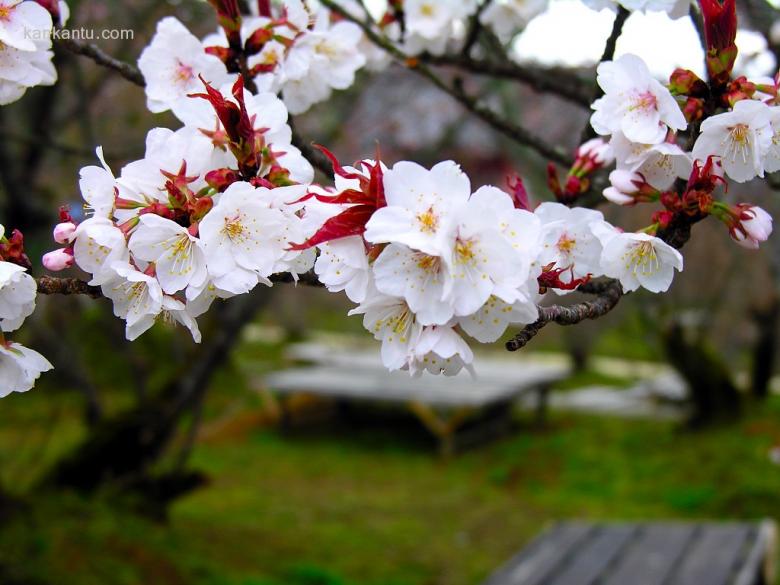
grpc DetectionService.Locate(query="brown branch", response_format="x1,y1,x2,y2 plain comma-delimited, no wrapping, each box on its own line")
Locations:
37,276,102,298
580,6,630,143
422,55,594,108
460,0,494,57
56,38,146,87
36,270,323,300
506,280,624,351
319,0,572,166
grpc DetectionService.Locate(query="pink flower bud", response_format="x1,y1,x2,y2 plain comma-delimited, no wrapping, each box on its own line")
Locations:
733,205,773,249
53,222,76,245
603,187,635,206
577,138,614,166
609,169,642,194
42,248,74,271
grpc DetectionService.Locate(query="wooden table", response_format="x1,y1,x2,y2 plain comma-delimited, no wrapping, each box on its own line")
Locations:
483,521,777,585
261,362,567,455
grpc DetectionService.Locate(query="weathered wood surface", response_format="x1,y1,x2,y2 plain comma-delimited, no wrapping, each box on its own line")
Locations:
483,521,777,585
264,364,566,407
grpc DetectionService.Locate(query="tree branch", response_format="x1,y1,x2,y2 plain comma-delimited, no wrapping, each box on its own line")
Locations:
319,0,573,166
422,54,594,108
37,275,102,298
506,280,624,351
580,6,629,143
56,38,146,87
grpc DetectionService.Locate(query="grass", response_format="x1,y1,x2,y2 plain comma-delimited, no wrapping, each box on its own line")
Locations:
1,372,780,585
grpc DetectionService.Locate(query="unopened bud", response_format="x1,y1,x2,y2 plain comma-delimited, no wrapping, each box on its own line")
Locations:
42,248,74,271
53,222,76,245
206,168,241,192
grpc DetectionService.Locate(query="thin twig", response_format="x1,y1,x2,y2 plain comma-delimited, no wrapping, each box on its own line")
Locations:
460,0,495,57
580,6,630,143
37,276,102,298
506,280,624,351
56,37,146,87
423,54,593,107
319,0,572,166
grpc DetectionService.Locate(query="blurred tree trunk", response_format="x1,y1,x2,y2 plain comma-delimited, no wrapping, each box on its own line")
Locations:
663,321,741,427
42,289,271,506
751,297,779,399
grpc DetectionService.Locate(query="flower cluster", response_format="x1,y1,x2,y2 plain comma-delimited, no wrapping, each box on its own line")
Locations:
0,0,68,105
585,52,774,250
0,224,51,395
295,151,683,376
43,76,315,342
138,0,367,115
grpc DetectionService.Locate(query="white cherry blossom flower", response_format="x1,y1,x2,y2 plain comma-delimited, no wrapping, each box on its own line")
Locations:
79,147,117,219
458,295,538,343
535,202,605,285
692,99,773,183
407,325,474,377
373,243,453,326
480,0,548,43
138,16,230,114
403,0,477,55
0,341,52,397
591,53,686,144
760,105,780,174
619,0,690,18
350,292,424,372
101,262,166,341
314,236,371,303
364,160,470,256
114,127,215,223
0,35,56,105
0,261,35,332
198,181,291,294
280,17,366,114
610,132,692,189
72,217,129,286
601,232,683,293
0,0,52,51
128,214,208,295
443,195,530,315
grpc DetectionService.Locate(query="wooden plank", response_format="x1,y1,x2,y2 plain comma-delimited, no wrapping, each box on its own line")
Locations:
734,520,775,585
550,524,637,585
483,523,594,585
601,524,697,585
667,524,752,585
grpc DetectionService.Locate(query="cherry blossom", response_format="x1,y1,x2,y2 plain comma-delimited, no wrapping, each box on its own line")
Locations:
407,325,475,377
591,54,687,144
535,202,606,286
403,0,478,56
138,16,231,113
480,0,549,43
350,292,424,372
610,132,692,190
692,99,773,183
0,0,57,106
601,232,683,293
128,214,208,295
314,236,371,303
364,160,470,256
731,205,773,249
198,181,292,294
0,341,52,397
0,261,36,332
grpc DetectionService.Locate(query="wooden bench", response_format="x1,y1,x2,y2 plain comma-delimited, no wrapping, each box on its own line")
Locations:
260,362,567,455
482,521,777,585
